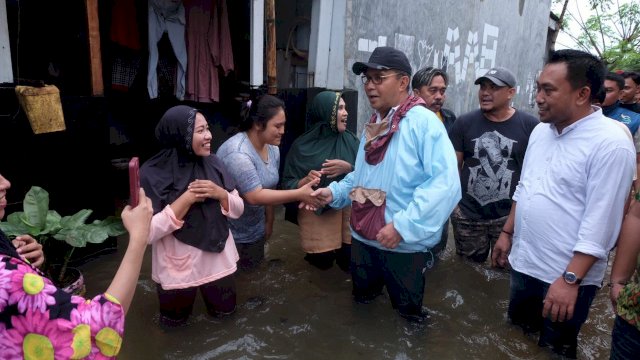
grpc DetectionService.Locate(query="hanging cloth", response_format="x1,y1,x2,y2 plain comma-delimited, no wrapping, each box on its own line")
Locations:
110,0,141,50
184,0,234,103
148,0,188,100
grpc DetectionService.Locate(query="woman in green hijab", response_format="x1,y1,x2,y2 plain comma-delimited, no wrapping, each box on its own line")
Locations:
282,91,359,270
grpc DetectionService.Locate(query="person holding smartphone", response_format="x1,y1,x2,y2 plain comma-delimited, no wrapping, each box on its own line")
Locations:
0,172,154,359
141,105,244,327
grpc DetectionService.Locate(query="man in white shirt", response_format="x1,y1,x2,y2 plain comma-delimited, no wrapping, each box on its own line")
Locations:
491,49,636,358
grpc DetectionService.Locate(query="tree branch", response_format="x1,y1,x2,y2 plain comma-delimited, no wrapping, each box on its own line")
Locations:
569,10,604,57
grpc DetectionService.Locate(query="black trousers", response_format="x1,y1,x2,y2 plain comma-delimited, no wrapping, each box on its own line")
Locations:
508,269,597,359
156,275,236,326
351,240,430,317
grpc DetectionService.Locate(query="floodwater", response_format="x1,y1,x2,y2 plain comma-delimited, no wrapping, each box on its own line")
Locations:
79,207,615,359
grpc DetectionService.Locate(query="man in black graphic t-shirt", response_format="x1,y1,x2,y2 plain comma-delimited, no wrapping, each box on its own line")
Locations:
449,67,538,262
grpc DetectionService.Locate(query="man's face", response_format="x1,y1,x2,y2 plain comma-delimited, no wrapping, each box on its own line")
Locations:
620,77,639,104
602,79,621,107
477,80,514,113
363,69,408,115
535,62,583,126
413,75,447,113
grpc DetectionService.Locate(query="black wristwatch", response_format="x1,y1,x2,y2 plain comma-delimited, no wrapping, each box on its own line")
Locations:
562,271,582,285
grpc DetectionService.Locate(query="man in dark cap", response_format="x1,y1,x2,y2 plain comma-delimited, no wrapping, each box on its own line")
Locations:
448,66,538,263
305,46,460,321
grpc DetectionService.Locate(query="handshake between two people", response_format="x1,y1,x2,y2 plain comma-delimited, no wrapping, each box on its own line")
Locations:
296,169,335,211
296,159,353,211
295,169,403,249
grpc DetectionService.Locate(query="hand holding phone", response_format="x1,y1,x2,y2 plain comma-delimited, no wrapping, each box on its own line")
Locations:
129,157,140,207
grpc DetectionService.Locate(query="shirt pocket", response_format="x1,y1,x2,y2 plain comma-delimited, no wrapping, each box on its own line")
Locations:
163,252,193,279
550,148,586,188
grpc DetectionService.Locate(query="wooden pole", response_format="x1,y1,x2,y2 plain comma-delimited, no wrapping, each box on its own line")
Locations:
265,0,277,95
85,0,103,96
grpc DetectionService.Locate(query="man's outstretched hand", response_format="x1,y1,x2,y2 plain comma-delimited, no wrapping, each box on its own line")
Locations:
299,187,333,211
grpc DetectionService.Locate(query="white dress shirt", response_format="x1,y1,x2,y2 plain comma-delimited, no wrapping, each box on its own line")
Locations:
509,108,635,286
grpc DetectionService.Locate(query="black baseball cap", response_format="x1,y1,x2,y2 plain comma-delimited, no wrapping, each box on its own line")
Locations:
352,47,412,76
474,67,516,88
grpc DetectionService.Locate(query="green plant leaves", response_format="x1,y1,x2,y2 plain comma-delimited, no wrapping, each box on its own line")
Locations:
0,185,129,284
0,220,30,237
44,211,62,234
60,209,93,230
22,186,49,230
94,216,127,237
54,226,110,247
0,186,126,249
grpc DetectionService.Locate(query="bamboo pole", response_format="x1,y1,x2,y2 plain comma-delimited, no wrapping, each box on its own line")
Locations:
85,0,103,96
265,0,277,95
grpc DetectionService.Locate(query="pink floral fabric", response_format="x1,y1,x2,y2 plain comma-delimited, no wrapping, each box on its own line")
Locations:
0,255,125,359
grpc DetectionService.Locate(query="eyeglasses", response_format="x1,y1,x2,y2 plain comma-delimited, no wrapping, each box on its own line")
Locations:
360,73,400,85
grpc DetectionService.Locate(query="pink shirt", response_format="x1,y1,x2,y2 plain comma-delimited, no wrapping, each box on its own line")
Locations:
148,190,243,290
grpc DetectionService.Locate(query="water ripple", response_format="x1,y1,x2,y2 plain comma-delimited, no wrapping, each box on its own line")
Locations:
180,334,267,360
444,289,464,308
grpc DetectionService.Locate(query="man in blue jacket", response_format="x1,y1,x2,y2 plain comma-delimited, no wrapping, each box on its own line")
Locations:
603,72,640,135
603,72,640,184
305,47,460,322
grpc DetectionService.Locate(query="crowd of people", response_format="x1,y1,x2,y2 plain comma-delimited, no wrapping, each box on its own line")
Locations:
1,46,639,359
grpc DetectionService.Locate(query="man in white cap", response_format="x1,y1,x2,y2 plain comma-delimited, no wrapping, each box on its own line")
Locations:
448,66,538,263
304,46,460,322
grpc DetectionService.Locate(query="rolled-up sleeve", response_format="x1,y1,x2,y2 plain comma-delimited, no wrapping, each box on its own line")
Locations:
574,147,635,259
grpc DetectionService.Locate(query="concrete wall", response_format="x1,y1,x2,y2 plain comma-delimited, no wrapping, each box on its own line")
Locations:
0,0,13,83
344,0,551,134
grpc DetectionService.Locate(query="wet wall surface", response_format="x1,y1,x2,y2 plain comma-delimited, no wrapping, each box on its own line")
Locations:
345,0,552,134
80,207,614,359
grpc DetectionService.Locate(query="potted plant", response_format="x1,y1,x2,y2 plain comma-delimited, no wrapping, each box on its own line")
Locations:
0,186,126,295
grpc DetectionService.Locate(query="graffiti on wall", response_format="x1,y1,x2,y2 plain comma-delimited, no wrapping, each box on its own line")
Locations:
357,23,501,85
440,23,500,84
354,22,543,111
357,36,387,52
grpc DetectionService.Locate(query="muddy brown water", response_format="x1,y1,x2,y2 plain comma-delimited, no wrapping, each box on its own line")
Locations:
79,207,615,359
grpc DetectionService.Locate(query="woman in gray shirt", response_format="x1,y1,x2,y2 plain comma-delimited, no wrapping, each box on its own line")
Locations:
217,95,320,270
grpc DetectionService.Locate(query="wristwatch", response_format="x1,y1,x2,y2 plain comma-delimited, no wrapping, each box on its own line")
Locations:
562,271,582,285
